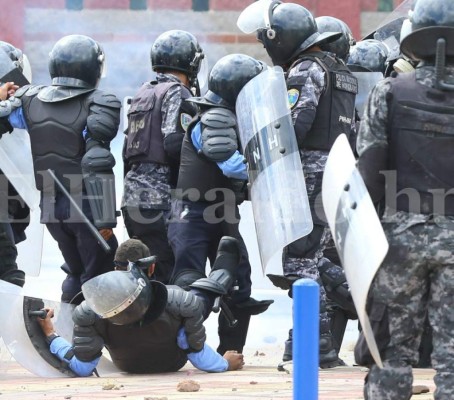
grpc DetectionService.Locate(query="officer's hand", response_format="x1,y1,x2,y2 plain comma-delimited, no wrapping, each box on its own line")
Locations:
0,82,19,100
99,228,113,241
36,307,56,337
223,350,245,371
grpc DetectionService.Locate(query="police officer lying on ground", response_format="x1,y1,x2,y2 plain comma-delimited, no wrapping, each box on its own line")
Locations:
36,236,245,376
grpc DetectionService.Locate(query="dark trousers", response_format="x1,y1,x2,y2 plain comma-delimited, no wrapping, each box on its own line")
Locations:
46,221,117,303
122,206,174,284
168,199,251,304
0,222,18,275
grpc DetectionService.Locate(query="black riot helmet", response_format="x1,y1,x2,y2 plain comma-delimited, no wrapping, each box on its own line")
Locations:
254,2,341,67
150,30,204,85
400,0,454,61
189,54,265,109
82,263,167,325
48,34,105,89
316,16,356,62
347,39,389,74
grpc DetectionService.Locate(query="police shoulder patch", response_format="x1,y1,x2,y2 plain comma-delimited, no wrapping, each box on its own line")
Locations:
180,113,192,132
287,88,300,109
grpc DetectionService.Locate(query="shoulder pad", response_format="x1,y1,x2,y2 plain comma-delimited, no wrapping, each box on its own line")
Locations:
15,84,43,98
72,301,98,326
200,107,236,129
88,90,121,109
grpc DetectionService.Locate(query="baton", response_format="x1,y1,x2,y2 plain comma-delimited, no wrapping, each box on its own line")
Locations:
47,169,111,253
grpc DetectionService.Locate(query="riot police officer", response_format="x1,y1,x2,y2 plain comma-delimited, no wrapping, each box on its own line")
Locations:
238,1,358,368
37,236,245,375
168,53,273,355
0,41,31,287
357,0,454,397
122,30,205,284
347,39,389,74
316,16,355,64
1,35,121,303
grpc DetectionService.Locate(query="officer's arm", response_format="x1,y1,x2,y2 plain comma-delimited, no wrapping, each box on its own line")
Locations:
161,85,188,161
81,91,121,229
166,288,206,352
0,85,30,133
49,335,100,377
190,109,247,179
287,61,326,147
66,301,104,376
356,80,391,204
176,328,228,372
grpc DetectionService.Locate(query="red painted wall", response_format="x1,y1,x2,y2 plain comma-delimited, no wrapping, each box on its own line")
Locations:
2,0,26,49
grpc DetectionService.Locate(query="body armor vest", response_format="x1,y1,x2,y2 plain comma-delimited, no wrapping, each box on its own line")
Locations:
95,309,187,374
388,71,454,215
176,116,235,203
20,89,92,192
125,81,191,165
297,52,357,150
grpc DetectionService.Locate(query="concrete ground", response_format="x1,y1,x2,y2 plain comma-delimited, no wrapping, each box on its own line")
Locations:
0,340,437,400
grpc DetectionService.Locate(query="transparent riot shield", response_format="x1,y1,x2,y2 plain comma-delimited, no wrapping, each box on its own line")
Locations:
353,71,384,118
0,280,119,377
0,129,43,276
362,0,413,41
322,134,389,367
236,66,313,272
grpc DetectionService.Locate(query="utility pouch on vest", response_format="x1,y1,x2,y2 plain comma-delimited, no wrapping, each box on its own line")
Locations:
126,91,156,160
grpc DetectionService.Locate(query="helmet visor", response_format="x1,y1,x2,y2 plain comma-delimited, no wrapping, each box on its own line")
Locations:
22,54,32,83
237,0,276,34
82,267,149,319
197,56,209,94
362,0,413,40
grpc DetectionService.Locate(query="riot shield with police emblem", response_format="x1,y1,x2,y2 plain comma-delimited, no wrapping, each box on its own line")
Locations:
322,134,388,367
236,66,313,272
0,280,120,377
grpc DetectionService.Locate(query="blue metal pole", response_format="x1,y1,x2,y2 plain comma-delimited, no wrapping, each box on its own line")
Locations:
293,278,319,400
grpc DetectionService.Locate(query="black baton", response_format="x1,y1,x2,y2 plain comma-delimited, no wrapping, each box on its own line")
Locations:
47,169,111,253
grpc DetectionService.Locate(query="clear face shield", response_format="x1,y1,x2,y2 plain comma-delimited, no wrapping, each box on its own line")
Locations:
21,53,32,83
237,0,280,36
363,0,413,42
82,265,150,321
99,50,107,79
196,55,208,95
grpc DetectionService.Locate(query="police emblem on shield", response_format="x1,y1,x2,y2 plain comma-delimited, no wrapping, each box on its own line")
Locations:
236,66,313,272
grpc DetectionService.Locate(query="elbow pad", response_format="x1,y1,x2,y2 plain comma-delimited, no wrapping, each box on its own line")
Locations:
167,288,206,351
200,108,238,162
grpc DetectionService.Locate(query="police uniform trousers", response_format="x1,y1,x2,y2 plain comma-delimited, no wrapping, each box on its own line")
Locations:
122,206,175,284
364,220,454,400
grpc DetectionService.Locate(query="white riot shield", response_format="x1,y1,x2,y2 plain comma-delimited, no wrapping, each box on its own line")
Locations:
0,280,119,377
322,134,388,367
236,66,313,272
353,71,384,118
0,129,43,276
0,129,40,210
